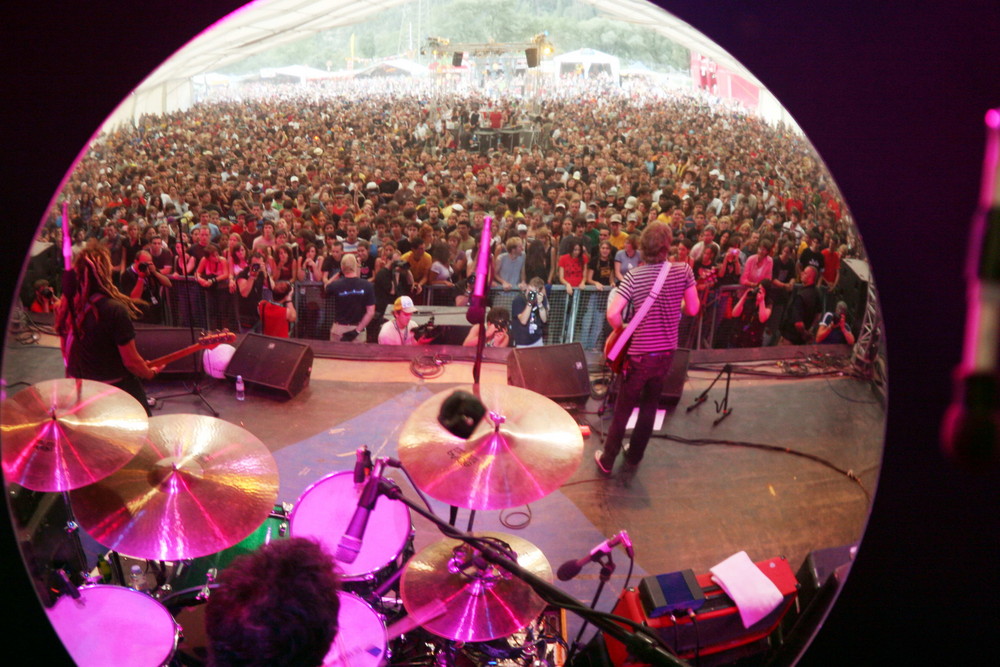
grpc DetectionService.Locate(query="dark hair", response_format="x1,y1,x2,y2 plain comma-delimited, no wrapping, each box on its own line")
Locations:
206,538,340,667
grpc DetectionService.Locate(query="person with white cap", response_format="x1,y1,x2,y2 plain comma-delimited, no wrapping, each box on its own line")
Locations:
378,296,433,345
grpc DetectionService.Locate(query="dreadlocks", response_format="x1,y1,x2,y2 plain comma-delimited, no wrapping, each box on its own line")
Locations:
57,241,145,341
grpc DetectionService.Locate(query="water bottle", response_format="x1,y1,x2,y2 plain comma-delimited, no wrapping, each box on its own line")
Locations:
235,375,245,401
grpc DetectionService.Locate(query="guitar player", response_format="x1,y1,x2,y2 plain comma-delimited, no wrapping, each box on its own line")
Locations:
596,223,699,476
57,244,164,415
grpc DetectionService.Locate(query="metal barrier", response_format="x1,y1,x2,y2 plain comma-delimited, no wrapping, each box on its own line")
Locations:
153,278,796,349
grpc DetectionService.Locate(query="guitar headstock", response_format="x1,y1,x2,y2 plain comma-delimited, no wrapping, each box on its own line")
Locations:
198,329,237,349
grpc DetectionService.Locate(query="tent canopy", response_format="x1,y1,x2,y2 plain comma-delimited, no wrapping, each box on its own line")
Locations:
552,47,620,81
104,0,780,127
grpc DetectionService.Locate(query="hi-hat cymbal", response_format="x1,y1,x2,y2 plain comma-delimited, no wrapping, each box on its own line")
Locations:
70,414,279,560
1,379,148,492
398,385,583,510
400,531,552,642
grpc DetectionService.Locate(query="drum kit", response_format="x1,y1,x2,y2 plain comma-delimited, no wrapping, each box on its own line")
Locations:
1,380,587,666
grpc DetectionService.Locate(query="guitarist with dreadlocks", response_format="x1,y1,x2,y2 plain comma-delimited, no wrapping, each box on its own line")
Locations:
56,242,163,415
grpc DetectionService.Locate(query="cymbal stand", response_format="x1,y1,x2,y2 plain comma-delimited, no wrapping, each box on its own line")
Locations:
686,363,733,426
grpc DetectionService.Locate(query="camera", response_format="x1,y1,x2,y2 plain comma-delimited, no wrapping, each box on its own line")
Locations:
138,262,151,274
413,316,438,341
527,290,539,304
392,260,408,271
748,286,760,299
250,263,261,274
40,287,54,298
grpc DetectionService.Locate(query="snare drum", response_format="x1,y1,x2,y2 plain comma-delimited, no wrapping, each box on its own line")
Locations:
324,592,389,667
290,471,412,583
46,585,178,667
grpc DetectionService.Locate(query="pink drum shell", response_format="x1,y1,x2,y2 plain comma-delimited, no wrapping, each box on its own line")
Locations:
290,470,412,580
46,584,178,666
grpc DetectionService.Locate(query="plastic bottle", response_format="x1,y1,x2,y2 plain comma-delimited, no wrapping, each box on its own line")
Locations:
236,375,245,401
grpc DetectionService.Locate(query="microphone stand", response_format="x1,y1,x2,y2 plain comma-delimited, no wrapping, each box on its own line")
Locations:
378,479,688,667
152,238,220,416
467,215,493,385
566,552,616,663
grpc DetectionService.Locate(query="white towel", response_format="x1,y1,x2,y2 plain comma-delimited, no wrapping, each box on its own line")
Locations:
709,551,784,628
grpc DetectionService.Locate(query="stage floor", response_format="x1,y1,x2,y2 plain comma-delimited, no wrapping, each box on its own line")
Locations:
2,332,884,659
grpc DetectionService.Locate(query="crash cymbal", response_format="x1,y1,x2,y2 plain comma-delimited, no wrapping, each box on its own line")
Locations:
400,531,552,642
398,385,583,510
1,379,148,492
70,414,278,560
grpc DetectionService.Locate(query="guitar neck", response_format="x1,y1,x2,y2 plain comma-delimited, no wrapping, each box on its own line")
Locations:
149,343,207,369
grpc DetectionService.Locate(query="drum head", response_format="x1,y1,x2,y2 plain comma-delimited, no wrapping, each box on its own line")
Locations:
290,471,411,580
46,585,177,667
324,592,388,667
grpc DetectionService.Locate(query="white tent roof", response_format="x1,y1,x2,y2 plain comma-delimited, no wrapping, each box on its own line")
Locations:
354,58,429,78
104,0,772,127
553,47,619,65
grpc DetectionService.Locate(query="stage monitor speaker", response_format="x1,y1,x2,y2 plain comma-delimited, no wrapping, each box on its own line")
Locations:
134,327,204,377
507,343,590,410
661,347,691,406
452,52,463,67
224,334,313,399
525,47,539,68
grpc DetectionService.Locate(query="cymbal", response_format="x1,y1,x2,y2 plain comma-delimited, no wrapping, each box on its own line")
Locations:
1,379,148,492
400,531,552,642
70,414,279,560
398,385,583,509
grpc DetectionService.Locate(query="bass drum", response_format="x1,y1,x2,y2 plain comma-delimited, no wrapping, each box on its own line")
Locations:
164,504,290,603
46,585,179,667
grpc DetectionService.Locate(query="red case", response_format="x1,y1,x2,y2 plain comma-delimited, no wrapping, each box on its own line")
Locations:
605,556,798,666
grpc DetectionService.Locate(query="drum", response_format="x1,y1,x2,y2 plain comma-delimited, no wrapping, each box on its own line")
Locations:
324,592,389,667
290,471,412,584
165,504,290,602
46,585,178,667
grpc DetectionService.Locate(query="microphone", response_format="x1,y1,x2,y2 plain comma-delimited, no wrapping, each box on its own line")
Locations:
942,108,1000,469
556,531,632,581
467,215,493,325
353,445,372,484
336,458,386,564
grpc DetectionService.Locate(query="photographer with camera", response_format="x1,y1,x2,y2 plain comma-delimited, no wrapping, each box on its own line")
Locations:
816,300,855,345
236,250,273,333
729,280,774,348
511,277,548,348
119,250,172,323
378,296,435,345
29,279,62,314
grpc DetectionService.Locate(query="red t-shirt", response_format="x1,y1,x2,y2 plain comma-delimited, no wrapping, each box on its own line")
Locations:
258,300,290,337
821,249,841,284
558,253,588,286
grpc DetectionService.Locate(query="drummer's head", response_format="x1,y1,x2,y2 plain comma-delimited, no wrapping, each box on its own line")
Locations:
206,537,340,667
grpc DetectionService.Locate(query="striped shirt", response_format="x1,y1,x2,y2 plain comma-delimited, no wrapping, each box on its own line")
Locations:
618,261,695,354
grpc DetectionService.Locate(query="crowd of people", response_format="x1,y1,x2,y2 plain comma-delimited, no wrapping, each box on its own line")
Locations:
30,74,861,347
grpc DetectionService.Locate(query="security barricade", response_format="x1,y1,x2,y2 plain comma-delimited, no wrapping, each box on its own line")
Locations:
155,279,793,350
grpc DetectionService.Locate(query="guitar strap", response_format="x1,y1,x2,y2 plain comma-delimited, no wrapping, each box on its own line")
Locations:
607,260,671,363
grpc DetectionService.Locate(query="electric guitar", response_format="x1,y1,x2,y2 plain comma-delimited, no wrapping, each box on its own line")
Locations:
603,325,629,374
147,330,235,368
